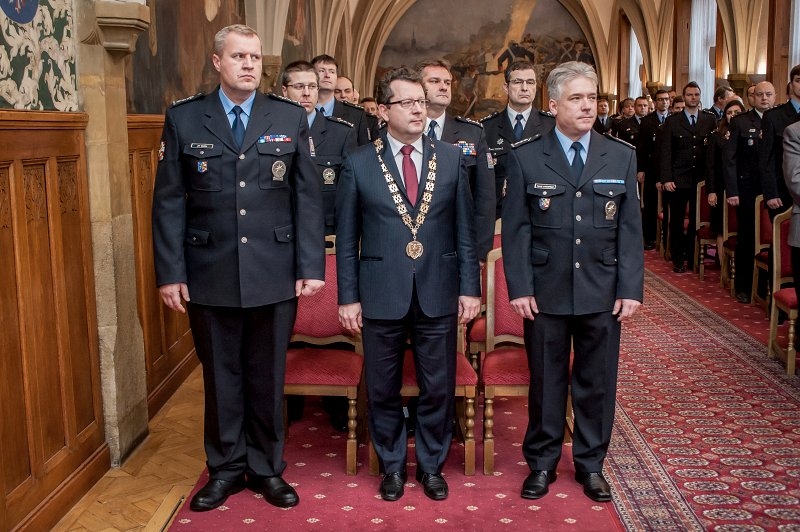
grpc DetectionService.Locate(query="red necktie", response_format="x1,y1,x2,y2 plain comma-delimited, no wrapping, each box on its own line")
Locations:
400,145,418,205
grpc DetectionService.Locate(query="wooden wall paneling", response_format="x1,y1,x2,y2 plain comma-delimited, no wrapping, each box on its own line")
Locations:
672,0,691,91
127,115,197,419
767,0,790,97
0,111,108,532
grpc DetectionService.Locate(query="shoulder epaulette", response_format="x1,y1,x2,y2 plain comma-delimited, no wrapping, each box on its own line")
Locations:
511,133,542,148
538,109,554,118
455,115,483,128
701,109,716,116
604,133,635,149
479,110,502,122
326,115,354,128
171,92,204,107
268,93,304,108
342,100,365,111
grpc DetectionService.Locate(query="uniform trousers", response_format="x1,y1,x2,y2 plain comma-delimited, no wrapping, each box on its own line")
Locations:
522,311,621,473
362,289,457,475
642,174,659,245
667,186,697,267
188,298,297,481
734,193,757,295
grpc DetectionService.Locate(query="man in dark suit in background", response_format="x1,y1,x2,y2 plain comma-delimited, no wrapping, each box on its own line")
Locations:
615,96,648,145
502,61,643,503
659,81,716,273
311,54,377,145
759,64,800,219
416,58,495,260
592,97,612,134
336,67,481,502
481,59,555,218
724,81,776,303
281,60,357,236
152,25,325,511
637,89,671,250
705,86,736,121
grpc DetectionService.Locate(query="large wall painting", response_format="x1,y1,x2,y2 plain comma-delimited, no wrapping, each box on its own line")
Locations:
126,0,244,115
378,0,593,119
0,0,78,111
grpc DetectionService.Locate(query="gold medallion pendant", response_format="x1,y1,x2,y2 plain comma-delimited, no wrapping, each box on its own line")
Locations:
406,239,424,259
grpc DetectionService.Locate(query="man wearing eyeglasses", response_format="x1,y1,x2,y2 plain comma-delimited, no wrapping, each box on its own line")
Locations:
416,58,495,260
311,54,377,145
636,89,671,250
481,59,555,218
281,60,357,237
336,67,481,502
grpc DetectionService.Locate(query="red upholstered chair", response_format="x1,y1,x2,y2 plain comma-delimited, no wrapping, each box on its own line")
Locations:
694,180,716,279
285,237,363,475
367,332,478,476
752,195,772,311
767,208,797,375
479,248,573,475
467,219,502,370
720,195,739,294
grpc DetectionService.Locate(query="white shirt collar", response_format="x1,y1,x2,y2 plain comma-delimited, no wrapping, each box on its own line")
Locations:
507,105,532,125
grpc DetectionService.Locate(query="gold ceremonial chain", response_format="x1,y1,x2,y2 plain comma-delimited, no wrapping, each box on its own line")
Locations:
374,138,436,259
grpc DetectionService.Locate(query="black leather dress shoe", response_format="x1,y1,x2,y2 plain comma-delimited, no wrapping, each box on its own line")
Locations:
380,471,407,501
416,470,448,501
672,265,686,273
249,476,299,508
189,478,246,511
644,242,656,251
521,470,557,499
575,471,612,502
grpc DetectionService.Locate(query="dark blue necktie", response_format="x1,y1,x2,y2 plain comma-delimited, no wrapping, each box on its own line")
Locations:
690,114,696,127
428,120,437,140
232,105,245,150
571,142,584,179
514,114,524,140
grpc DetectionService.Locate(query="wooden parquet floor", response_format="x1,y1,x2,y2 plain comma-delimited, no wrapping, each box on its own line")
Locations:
52,367,206,532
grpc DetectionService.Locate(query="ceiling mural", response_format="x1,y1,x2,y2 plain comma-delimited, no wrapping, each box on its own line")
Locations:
377,0,593,118
0,0,77,111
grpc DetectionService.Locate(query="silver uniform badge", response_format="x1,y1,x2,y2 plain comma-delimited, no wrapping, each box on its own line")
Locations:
322,168,335,185
605,201,617,220
539,197,550,210
272,161,287,181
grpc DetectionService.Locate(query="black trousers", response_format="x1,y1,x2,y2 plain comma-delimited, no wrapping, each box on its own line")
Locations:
188,299,297,481
522,311,621,473
734,193,757,295
362,290,457,475
668,187,697,267
642,174,659,245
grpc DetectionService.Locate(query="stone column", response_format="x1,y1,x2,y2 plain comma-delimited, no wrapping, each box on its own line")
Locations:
74,0,150,466
727,73,751,98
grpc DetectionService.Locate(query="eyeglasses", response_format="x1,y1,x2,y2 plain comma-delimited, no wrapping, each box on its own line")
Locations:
508,79,536,87
385,98,429,109
286,83,318,91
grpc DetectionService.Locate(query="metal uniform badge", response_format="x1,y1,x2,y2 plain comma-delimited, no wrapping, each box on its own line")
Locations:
309,137,317,157
605,201,617,220
197,161,208,173
322,168,335,185
158,141,165,161
272,161,287,181
539,197,551,210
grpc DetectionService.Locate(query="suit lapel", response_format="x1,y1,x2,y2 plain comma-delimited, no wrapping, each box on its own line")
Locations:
542,130,573,185
239,94,272,152
442,114,458,143
576,131,609,189
499,113,516,144
522,111,541,137
378,133,411,202
203,89,239,152
309,111,327,151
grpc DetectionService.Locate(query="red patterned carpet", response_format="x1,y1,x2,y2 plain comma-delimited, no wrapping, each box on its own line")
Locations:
171,250,800,531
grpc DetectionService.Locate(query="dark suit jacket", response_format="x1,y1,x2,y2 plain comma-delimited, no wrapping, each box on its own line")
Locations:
615,116,643,145
723,109,762,198
636,111,666,176
759,101,800,204
336,133,481,320
593,116,612,134
152,89,325,308
659,111,716,188
307,112,357,232
441,114,496,258
481,108,555,216
502,130,643,315
332,99,373,145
